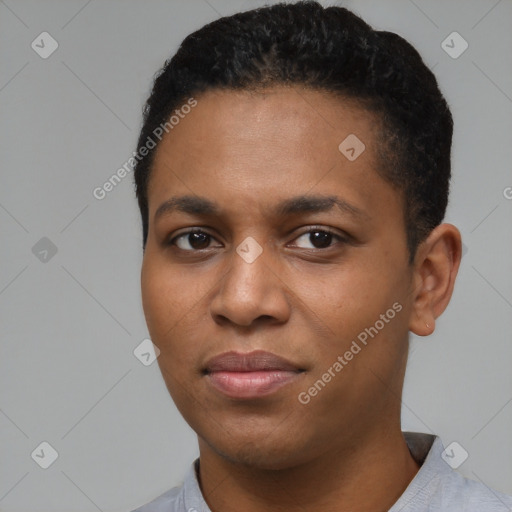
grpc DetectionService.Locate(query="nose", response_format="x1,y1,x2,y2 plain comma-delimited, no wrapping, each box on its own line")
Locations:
209,239,291,329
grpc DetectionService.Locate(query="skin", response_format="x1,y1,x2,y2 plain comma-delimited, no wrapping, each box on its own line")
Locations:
140,86,462,512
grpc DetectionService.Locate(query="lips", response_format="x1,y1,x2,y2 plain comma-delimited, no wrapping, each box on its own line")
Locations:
204,350,302,373
204,350,305,399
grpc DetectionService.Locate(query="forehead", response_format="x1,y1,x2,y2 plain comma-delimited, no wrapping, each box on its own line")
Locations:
146,86,394,220
150,87,380,164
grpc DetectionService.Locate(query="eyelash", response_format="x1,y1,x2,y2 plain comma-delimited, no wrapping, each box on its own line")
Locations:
168,226,347,252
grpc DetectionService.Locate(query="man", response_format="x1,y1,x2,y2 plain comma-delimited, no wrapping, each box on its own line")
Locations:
131,2,512,510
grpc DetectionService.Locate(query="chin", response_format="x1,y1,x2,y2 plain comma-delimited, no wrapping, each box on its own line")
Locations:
219,442,304,470
198,421,314,471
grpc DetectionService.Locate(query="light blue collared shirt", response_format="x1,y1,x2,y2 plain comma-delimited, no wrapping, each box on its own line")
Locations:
132,432,512,511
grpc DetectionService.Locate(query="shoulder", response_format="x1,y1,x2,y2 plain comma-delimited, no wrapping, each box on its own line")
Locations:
392,433,512,512
130,484,183,512
130,458,205,512
433,467,512,511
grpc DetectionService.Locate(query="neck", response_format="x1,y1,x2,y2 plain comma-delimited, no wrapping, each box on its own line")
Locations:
197,427,420,512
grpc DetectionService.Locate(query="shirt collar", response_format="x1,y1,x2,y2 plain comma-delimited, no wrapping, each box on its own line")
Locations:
181,432,442,512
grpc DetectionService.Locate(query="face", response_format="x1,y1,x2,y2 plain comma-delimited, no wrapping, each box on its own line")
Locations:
141,87,416,470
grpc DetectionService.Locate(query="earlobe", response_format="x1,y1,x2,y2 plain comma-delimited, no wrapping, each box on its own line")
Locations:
408,223,462,337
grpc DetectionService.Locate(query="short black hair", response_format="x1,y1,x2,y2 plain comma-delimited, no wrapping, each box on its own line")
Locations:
133,0,453,262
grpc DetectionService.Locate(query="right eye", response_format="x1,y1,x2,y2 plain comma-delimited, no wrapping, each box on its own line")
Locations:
169,229,223,251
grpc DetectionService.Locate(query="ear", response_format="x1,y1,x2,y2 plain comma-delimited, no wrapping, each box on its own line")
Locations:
409,223,462,336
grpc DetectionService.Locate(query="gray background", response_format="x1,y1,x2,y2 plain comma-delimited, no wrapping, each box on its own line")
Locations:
1,0,511,510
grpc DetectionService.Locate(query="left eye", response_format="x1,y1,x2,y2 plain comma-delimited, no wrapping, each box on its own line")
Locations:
291,229,344,249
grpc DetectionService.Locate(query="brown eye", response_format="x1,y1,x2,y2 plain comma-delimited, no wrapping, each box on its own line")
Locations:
170,230,220,251
292,228,345,250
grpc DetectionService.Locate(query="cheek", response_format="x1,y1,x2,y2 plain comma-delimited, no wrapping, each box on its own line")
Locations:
294,257,410,396
141,255,212,375
141,256,190,344
298,263,399,336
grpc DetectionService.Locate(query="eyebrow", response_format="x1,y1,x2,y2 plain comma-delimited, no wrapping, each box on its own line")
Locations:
154,194,368,222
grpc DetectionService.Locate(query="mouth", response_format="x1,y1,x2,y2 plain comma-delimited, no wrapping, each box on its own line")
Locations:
203,350,306,399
